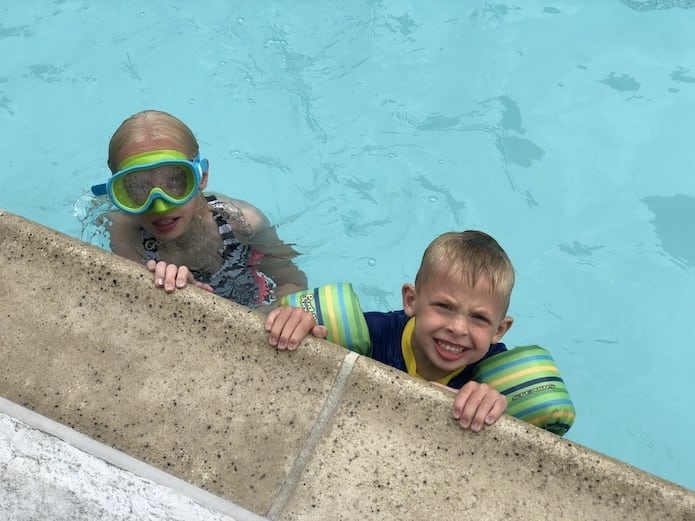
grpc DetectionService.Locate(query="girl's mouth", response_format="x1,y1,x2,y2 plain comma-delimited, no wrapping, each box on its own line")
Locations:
151,216,179,233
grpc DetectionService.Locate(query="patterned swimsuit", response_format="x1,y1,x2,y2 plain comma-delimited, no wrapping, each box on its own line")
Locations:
140,196,277,308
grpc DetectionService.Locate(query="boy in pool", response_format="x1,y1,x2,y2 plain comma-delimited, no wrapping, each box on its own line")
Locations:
266,230,515,432
92,109,311,319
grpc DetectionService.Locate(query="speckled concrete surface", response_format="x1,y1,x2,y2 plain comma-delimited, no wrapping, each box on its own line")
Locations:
1,210,694,521
0,403,266,521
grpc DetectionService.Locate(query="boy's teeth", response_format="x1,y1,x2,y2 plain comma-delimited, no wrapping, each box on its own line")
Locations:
438,341,463,353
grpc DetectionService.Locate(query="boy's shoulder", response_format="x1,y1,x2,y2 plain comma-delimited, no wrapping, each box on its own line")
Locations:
363,310,410,369
363,309,409,333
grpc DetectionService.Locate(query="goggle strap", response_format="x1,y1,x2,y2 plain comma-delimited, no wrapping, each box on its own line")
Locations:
91,184,107,196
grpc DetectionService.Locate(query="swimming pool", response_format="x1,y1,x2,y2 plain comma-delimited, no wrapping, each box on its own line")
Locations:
1,1,693,490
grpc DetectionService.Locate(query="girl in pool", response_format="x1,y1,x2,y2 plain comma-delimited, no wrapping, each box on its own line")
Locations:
92,109,309,311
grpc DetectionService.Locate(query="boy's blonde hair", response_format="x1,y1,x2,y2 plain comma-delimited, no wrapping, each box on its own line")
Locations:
107,110,199,172
415,230,515,314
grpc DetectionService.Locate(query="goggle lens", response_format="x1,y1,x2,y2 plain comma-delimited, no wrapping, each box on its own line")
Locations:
112,165,196,207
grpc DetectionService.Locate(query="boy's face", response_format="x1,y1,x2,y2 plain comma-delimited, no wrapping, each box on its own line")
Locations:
402,270,512,382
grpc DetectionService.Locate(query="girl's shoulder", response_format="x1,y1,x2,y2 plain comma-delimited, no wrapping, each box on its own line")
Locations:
205,193,270,235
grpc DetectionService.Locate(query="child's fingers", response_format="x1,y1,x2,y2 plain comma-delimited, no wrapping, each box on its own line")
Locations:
287,311,320,349
176,266,195,289
151,261,167,287
195,282,214,293
451,383,475,427
278,308,315,350
163,264,181,292
485,396,507,425
452,382,504,432
265,308,287,346
311,325,328,339
267,307,317,350
468,391,505,432
266,307,295,348
264,308,282,333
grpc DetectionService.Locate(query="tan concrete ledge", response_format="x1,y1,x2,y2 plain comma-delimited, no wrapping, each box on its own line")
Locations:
0,209,693,521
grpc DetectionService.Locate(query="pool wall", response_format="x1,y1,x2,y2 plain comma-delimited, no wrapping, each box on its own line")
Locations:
1,210,693,521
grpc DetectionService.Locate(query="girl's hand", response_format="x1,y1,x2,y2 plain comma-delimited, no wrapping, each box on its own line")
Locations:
265,306,328,351
146,259,214,293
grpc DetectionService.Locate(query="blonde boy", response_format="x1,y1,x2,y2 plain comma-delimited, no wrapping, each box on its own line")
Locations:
267,230,514,432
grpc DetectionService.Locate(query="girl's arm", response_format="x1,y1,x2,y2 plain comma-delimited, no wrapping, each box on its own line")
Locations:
216,196,309,298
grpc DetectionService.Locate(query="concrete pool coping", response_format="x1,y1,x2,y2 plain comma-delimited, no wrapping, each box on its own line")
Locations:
1,209,693,520
0,398,268,521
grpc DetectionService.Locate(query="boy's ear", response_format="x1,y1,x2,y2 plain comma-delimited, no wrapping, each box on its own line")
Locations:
402,283,417,317
492,315,513,343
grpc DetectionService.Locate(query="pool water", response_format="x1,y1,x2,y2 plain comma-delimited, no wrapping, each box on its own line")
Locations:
1,1,694,490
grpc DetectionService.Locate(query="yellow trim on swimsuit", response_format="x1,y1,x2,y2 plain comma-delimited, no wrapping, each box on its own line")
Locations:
401,317,466,386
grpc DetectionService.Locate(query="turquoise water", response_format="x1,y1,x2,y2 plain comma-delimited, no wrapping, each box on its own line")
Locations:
1,1,694,490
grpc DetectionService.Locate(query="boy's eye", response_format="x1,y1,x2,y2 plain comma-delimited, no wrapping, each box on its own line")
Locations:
471,314,491,325
434,302,453,311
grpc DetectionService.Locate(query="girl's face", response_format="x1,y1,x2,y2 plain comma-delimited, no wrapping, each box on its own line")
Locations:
115,136,209,242
402,270,512,382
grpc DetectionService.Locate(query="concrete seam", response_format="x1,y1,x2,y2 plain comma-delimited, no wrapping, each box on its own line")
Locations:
265,351,359,520
0,396,270,521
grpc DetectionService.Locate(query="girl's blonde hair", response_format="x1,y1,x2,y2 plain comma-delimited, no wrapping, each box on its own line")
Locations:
107,110,199,172
415,230,515,313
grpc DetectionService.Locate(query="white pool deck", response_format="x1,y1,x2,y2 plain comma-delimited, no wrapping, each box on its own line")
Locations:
0,400,265,521
1,210,693,521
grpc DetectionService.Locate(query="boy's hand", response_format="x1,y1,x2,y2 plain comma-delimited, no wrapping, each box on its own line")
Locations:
265,306,328,351
146,259,214,293
451,381,507,432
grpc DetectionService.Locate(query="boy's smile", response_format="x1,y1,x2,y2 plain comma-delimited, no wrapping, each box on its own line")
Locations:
434,339,469,361
402,270,512,382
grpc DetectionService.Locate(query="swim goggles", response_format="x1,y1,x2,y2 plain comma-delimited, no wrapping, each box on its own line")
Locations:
91,149,208,215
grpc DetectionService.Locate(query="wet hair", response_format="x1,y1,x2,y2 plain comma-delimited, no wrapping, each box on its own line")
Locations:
107,110,199,172
414,230,515,313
